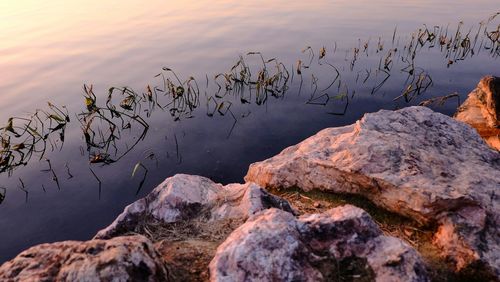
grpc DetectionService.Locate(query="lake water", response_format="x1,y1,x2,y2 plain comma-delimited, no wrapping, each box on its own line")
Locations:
0,0,498,262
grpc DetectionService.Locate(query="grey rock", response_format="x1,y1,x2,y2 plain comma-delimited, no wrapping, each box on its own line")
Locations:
209,205,429,282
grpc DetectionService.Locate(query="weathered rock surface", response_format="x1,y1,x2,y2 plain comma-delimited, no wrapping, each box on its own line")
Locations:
0,235,170,282
455,75,500,150
95,174,294,239
433,206,499,280
210,205,429,282
245,106,500,275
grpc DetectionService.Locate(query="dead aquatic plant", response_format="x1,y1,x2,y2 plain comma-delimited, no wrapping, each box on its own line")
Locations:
301,14,498,105
71,12,500,153
76,67,202,172
130,151,160,194
418,93,461,108
18,178,28,203
74,70,201,196
319,46,326,60
131,161,149,195
350,47,360,71
79,84,150,165
394,71,433,102
155,68,200,121
40,159,61,191
213,52,289,100
64,162,74,179
207,52,290,137
317,47,341,92
0,102,69,176
329,86,351,116
404,12,499,69
0,187,5,204
89,166,102,199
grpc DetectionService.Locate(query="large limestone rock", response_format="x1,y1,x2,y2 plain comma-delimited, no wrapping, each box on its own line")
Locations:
95,174,294,239
0,235,170,282
455,75,500,150
210,205,429,282
245,106,500,275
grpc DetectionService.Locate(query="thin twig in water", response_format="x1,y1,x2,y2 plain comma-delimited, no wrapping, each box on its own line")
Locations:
89,167,102,199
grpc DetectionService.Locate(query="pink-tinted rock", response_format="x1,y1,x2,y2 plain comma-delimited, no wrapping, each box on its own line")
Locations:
210,205,429,282
455,75,500,150
95,174,294,239
245,106,500,275
433,206,499,277
0,235,170,282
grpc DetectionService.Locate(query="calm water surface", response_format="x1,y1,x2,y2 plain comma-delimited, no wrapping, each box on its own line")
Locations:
0,0,498,262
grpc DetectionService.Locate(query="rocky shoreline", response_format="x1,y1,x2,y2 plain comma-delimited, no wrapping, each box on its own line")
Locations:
1,77,499,281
